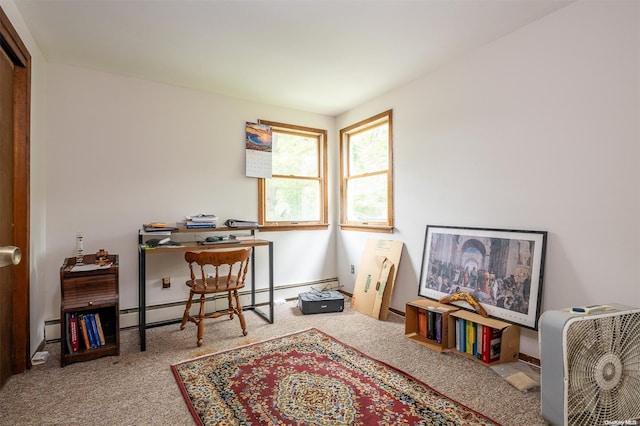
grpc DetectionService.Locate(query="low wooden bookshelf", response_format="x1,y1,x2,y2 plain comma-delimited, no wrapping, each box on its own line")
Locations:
60,254,120,367
448,309,520,365
405,298,520,365
405,299,459,352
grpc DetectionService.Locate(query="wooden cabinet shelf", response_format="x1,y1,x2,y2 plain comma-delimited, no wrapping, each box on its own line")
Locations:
60,254,120,367
405,298,520,365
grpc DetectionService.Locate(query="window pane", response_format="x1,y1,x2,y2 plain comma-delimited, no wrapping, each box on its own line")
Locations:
347,174,388,222
272,132,318,177
349,124,388,175
266,177,320,222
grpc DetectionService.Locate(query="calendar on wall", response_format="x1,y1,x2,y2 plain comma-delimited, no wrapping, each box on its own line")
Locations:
245,122,272,178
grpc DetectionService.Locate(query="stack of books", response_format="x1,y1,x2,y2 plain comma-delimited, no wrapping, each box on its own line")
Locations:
185,214,217,229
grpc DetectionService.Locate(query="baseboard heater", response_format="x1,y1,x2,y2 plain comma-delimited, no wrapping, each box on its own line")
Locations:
45,278,339,342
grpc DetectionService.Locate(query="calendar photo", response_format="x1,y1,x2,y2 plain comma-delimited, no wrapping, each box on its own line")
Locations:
245,122,272,178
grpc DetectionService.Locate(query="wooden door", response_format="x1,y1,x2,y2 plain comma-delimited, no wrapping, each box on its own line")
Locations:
0,7,31,388
0,30,15,387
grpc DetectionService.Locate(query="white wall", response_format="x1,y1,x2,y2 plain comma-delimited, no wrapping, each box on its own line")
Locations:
0,0,48,357
43,64,336,333
337,0,640,357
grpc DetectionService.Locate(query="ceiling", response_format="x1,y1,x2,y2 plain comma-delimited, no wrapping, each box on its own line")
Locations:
14,0,572,116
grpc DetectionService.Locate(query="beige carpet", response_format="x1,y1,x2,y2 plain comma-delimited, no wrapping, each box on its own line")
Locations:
0,297,548,425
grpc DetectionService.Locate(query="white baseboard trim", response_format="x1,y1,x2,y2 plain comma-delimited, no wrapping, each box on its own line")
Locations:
45,279,339,342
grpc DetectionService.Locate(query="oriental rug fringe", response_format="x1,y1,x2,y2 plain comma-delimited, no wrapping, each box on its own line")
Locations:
171,328,500,425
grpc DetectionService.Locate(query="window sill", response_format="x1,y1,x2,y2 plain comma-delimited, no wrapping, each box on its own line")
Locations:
339,224,394,233
259,224,329,232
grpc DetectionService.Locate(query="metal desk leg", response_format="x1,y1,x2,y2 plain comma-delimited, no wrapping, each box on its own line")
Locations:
138,248,146,351
250,246,256,308
268,241,274,322
250,241,274,324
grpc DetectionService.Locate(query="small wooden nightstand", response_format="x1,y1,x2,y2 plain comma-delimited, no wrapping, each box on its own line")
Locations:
60,254,119,367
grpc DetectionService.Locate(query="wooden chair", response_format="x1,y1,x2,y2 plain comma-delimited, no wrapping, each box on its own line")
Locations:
181,248,252,347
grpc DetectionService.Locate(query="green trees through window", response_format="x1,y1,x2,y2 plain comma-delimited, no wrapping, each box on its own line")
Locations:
340,110,393,230
258,121,327,228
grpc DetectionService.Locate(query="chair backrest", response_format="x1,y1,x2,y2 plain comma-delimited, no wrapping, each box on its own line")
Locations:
185,248,252,291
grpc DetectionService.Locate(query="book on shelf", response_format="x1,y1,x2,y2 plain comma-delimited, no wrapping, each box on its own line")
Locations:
65,313,72,354
78,315,90,349
435,312,442,344
85,314,97,348
482,326,502,363
472,322,478,356
458,318,466,352
490,334,502,362
224,218,258,228
69,313,79,353
417,308,427,337
185,221,217,229
466,320,475,355
88,314,102,347
83,314,93,348
62,312,73,353
185,214,218,223
94,313,106,346
426,308,436,340
143,223,178,232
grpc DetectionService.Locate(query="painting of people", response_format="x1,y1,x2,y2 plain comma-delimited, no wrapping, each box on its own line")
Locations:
419,225,547,330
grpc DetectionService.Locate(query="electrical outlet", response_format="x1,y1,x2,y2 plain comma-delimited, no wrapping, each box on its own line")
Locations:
350,264,355,274
162,277,170,288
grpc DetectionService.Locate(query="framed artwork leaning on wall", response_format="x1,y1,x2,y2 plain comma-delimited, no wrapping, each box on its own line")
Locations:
418,225,547,330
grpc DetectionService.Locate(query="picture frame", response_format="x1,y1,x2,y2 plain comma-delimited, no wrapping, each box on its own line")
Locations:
418,225,547,330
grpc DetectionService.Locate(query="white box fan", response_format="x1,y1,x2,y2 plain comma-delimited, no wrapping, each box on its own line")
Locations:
539,304,640,426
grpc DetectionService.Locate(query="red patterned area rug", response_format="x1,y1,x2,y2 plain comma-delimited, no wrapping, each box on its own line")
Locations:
171,328,500,425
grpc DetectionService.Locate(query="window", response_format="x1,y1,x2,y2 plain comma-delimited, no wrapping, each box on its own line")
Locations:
258,120,328,230
340,110,393,232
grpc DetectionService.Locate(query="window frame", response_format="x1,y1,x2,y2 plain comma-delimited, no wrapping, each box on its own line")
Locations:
339,109,394,233
257,120,328,231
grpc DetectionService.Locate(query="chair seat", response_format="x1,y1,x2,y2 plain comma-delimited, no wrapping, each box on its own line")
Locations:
186,277,244,294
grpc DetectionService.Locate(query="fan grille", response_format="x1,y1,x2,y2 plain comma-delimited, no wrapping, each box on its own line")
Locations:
566,311,640,425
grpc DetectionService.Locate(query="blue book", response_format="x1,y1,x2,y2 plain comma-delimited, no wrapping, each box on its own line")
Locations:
185,222,216,229
459,318,466,352
90,314,102,347
86,314,98,348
